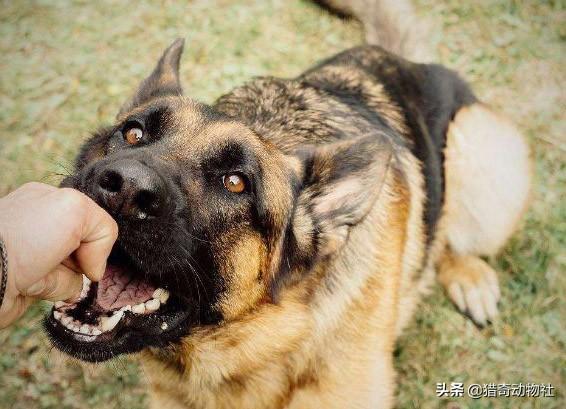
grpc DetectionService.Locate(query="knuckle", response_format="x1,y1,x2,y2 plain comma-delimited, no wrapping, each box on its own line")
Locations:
109,218,119,240
58,188,88,209
22,181,45,191
58,189,89,242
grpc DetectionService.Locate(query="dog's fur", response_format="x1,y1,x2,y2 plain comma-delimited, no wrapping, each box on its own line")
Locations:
54,1,531,407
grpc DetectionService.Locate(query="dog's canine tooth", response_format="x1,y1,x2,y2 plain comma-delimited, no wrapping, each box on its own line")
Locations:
132,303,146,314
101,310,124,332
145,298,160,312
79,275,91,299
53,311,62,320
100,316,110,331
159,290,170,304
153,288,169,303
120,305,132,312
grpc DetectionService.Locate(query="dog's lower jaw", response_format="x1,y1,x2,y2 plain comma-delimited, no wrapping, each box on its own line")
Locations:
140,167,407,409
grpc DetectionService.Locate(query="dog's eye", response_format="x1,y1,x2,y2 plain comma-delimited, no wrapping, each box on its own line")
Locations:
124,127,144,145
223,173,246,193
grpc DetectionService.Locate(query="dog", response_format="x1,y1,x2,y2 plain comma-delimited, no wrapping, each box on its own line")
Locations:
45,1,531,407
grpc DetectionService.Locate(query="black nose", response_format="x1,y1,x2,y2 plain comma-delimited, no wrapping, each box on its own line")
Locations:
94,159,167,219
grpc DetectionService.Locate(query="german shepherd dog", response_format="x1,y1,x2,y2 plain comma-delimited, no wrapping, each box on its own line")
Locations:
45,1,531,407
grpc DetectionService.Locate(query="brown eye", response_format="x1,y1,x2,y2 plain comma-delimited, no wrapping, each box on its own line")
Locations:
223,173,246,193
124,127,143,145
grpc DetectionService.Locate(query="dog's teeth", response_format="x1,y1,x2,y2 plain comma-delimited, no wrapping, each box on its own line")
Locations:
79,324,91,335
62,316,72,326
145,298,160,312
159,290,169,304
120,305,132,312
132,303,146,314
83,275,91,286
152,289,170,304
80,275,91,298
101,311,123,332
53,311,62,320
92,328,102,336
72,325,81,332
54,301,66,309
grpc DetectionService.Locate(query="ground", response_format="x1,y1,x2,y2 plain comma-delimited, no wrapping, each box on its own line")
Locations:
0,1,564,408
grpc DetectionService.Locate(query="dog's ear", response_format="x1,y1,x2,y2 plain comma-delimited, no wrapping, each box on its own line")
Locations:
292,137,393,258
117,38,185,118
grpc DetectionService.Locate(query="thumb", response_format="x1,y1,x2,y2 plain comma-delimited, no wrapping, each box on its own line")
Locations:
23,264,83,302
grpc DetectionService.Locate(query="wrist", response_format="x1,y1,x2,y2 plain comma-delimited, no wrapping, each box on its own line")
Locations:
0,234,8,311
0,229,21,321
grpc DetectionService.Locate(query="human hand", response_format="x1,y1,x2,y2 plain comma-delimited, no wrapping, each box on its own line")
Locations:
0,182,118,328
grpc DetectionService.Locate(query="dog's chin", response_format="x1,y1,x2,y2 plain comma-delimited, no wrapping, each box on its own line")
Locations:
44,260,195,362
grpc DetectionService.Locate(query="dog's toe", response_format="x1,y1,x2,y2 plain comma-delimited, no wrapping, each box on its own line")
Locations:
439,254,501,327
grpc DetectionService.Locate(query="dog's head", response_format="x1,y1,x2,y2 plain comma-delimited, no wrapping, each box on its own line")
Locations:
45,39,392,362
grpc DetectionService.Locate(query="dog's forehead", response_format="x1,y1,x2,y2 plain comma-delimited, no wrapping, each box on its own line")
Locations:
128,96,263,158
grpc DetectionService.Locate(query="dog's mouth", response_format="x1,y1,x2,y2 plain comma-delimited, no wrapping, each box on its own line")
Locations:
45,256,194,362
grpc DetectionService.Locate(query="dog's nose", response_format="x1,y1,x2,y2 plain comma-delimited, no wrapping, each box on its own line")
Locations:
95,159,166,219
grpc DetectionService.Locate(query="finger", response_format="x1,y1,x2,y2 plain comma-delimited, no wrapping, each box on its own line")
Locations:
62,256,83,274
7,188,93,290
10,182,57,200
74,195,118,282
0,296,34,329
23,264,82,302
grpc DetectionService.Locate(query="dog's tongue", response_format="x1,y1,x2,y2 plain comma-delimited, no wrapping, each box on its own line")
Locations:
96,265,155,310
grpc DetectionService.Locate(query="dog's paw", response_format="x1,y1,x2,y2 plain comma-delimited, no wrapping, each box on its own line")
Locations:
438,255,501,327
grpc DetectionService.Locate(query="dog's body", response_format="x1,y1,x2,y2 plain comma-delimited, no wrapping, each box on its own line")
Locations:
138,47,530,408
46,2,531,408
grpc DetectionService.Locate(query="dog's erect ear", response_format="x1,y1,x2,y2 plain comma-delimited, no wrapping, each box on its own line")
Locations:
293,137,393,258
117,38,185,118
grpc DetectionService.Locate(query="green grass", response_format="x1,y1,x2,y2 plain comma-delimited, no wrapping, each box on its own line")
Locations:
0,1,564,408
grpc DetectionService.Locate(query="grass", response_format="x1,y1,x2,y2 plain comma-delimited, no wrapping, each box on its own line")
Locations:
0,0,564,408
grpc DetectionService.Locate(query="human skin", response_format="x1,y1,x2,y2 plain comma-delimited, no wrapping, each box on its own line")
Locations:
0,182,118,328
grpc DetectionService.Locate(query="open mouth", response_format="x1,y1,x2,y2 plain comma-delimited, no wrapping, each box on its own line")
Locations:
45,259,194,362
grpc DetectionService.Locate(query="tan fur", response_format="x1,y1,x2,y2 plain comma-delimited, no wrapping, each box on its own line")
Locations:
215,232,267,320
137,98,532,408
434,103,532,325
143,164,409,409
437,253,500,326
66,36,531,407
443,103,532,256
318,0,433,61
